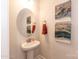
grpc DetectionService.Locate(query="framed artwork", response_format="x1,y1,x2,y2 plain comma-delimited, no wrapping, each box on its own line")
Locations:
55,0,71,43
55,0,71,19
26,16,31,24
55,21,71,40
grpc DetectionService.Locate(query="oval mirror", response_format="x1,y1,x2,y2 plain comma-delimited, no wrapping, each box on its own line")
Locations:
17,8,34,37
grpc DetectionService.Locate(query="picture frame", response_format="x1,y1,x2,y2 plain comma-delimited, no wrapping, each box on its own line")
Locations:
55,0,71,20
55,21,71,43
55,0,71,44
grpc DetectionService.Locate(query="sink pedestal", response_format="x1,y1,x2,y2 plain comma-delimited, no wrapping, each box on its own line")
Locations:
27,50,34,59
21,40,40,59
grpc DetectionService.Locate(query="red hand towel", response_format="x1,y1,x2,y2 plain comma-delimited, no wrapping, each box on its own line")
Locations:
42,24,47,35
32,25,36,33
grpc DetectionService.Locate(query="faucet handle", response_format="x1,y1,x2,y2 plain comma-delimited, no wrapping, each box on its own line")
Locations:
26,38,32,43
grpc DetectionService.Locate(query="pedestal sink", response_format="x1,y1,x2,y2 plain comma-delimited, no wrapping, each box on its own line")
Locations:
21,39,40,59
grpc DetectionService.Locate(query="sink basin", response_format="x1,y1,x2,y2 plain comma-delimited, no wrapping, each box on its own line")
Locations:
21,40,40,51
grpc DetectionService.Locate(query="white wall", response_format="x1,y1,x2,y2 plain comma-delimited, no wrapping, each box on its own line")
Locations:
39,0,78,59
39,0,54,59
1,0,9,59
9,0,40,59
